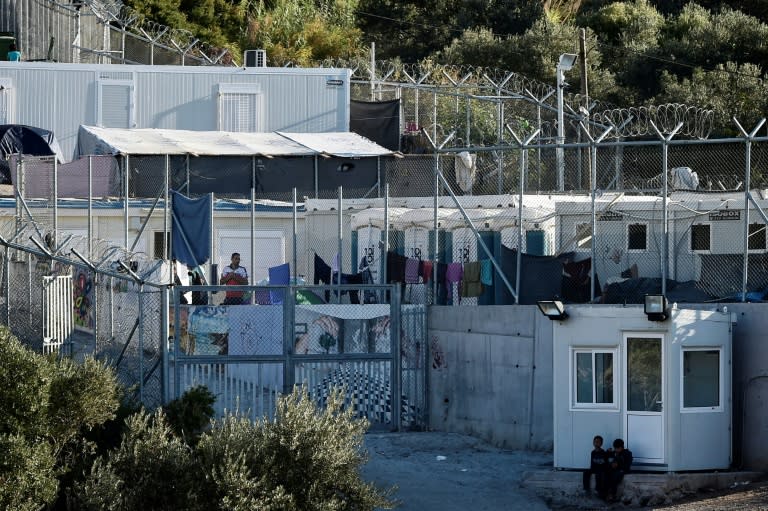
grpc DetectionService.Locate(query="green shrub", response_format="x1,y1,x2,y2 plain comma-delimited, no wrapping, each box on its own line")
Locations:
0,330,52,438
75,410,201,511
196,386,396,511
164,384,216,441
76,386,395,511
0,434,58,511
0,326,122,510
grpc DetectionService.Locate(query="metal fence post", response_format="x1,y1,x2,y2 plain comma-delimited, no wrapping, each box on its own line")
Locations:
579,123,614,301
651,121,683,296
734,118,767,301
161,283,170,404
507,126,541,304
390,284,402,431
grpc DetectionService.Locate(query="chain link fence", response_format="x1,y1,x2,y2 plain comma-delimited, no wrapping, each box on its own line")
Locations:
11,135,768,308
2,0,234,66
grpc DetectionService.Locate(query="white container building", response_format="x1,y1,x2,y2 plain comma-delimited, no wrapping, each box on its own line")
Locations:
0,61,351,160
552,305,733,472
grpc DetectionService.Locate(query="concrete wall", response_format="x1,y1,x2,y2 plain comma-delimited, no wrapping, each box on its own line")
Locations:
427,305,553,451
427,302,768,471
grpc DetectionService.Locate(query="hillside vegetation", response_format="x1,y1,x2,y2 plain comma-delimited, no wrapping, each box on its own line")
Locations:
124,0,768,135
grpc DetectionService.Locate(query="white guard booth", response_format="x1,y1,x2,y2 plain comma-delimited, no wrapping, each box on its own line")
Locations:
552,304,733,472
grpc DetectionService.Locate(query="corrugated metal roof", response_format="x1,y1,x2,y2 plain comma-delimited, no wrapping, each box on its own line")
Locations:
78,126,393,158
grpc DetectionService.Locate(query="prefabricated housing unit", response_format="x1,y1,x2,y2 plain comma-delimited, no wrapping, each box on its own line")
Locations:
555,192,768,291
553,305,733,472
0,61,352,160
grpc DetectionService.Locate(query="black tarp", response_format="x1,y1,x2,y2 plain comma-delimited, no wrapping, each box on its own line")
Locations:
499,246,563,305
350,100,400,151
0,124,63,183
128,154,379,200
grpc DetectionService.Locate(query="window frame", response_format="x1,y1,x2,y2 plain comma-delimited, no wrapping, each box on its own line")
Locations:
574,222,592,252
97,78,135,128
680,347,724,413
690,223,711,252
217,83,265,132
748,222,767,252
626,222,648,252
0,78,14,124
570,347,618,411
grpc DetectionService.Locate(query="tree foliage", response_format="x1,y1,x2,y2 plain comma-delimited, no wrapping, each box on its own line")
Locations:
121,0,768,134
76,387,395,511
0,328,121,510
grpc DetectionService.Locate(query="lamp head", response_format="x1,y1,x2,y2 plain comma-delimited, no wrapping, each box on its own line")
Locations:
537,300,568,321
644,294,668,321
558,53,578,71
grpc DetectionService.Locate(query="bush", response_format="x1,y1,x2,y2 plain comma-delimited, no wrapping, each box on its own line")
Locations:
0,434,58,511
0,327,122,510
164,384,215,441
195,386,396,511
75,410,201,511
76,386,396,511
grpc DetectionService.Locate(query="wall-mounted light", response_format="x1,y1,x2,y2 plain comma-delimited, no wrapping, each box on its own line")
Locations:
537,300,568,321
644,294,668,321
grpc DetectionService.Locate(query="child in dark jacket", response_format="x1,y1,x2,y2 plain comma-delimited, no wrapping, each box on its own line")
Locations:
582,435,608,496
605,438,633,501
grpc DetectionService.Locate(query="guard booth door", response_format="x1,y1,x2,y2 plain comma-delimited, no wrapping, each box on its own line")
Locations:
624,334,665,464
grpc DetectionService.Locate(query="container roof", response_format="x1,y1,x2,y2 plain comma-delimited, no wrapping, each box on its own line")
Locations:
76,126,394,158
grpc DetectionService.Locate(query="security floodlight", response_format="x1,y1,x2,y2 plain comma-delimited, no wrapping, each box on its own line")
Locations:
644,294,668,321
558,53,578,71
537,300,568,321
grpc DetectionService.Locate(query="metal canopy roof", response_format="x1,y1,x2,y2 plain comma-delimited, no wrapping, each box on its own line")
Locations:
77,126,393,158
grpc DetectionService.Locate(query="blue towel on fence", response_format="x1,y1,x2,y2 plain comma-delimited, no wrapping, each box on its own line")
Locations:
268,263,290,304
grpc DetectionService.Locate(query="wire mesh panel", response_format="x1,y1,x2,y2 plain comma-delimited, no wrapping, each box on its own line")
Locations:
177,361,282,422
169,284,427,429
7,252,45,349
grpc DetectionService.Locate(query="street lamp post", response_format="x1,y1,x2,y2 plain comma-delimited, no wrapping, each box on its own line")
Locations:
556,53,578,191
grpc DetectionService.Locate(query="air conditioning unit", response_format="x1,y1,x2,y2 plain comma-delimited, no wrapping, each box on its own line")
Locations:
244,49,267,68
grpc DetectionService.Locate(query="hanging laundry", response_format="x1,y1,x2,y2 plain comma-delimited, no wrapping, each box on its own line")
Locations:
480,259,493,286
171,190,212,267
455,151,477,193
268,263,290,304
461,261,483,298
386,251,407,283
420,260,433,284
404,257,420,284
314,253,332,285
445,262,464,285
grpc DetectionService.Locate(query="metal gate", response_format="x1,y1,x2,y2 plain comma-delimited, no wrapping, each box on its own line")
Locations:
42,274,74,355
169,285,428,430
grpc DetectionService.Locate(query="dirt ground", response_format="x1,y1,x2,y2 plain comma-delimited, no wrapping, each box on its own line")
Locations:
361,432,768,511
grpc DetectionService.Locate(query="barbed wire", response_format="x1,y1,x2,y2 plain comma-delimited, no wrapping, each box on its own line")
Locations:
81,0,235,65
592,104,715,140
323,58,714,140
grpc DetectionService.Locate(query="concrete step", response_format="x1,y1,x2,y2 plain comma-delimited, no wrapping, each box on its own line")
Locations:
522,469,764,508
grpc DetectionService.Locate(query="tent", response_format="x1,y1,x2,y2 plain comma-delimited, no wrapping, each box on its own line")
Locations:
0,124,64,183
75,126,395,198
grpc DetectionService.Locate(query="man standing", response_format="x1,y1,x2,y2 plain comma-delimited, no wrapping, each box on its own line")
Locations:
220,252,248,304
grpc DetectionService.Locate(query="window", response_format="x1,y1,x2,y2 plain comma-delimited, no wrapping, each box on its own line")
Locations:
748,223,766,251
683,349,721,409
690,224,710,251
153,231,170,259
0,78,13,124
218,83,264,132
98,78,134,128
575,223,592,250
627,223,647,251
573,349,615,407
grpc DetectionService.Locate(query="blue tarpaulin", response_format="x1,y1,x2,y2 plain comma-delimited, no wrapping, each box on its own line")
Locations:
171,190,211,267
